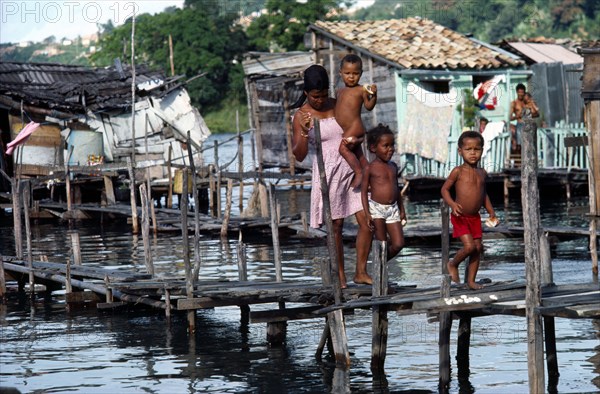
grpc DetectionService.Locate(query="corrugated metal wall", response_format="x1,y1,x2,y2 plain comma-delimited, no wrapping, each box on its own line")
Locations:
531,62,583,126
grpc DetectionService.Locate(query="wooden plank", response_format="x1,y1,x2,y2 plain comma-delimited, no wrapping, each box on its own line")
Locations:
563,135,588,148
249,305,353,323
537,303,600,318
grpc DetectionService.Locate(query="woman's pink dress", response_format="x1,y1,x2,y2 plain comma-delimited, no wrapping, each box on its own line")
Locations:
309,117,362,228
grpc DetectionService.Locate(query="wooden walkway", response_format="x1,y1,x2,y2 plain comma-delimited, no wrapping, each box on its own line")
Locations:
2,256,597,320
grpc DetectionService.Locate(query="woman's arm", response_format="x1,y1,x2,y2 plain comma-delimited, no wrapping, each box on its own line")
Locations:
291,109,311,162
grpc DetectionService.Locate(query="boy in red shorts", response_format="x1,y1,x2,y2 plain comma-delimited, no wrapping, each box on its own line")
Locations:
441,131,497,289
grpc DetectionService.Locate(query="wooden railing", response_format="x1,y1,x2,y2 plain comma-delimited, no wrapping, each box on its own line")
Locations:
401,122,588,178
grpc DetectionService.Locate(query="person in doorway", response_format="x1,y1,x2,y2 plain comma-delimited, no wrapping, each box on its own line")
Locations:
509,84,539,151
291,64,373,288
361,124,406,261
441,131,497,290
335,54,377,188
478,117,489,133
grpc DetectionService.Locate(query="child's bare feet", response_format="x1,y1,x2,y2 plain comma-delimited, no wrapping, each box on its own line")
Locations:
353,273,373,285
447,262,460,284
350,170,362,188
339,272,347,289
467,282,484,290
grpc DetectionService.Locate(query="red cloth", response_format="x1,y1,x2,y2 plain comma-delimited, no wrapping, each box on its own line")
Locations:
451,213,482,239
5,121,40,155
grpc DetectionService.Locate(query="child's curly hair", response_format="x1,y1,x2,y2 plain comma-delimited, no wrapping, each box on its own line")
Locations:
367,123,394,150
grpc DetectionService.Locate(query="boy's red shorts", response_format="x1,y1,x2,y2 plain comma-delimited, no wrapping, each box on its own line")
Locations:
451,213,482,239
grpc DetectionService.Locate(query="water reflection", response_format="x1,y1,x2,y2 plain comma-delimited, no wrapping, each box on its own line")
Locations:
0,194,598,392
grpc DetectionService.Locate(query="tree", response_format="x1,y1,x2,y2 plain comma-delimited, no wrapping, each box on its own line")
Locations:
90,8,248,111
246,0,347,52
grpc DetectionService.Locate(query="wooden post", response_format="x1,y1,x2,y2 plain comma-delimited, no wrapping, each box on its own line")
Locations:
65,166,72,212
167,146,173,209
139,184,154,276
586,100,599,275
186,134,201,282
164,288,171,319
63,258,72,297
104,275,112,303
168,34,175,77
236,231,247,282
268,183,283,282
214,141,222,218
69,231,82,266
11,178,23,259
221,179,233,238
314,119,349,367
283,86,295,176
103,176,116,206
22,185,34,293
181,169,195,333
314,119,343,301
237,116,245,214
371,240,388,371
579,47,600,275
209,167,216,217
439,274,452,392
127,157,139,234
521,119,545,392
441,200,450,274
540,233,560,387
0,256,6,303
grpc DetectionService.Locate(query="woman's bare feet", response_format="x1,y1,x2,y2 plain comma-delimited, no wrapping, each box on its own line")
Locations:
353,273,373,285
339,272,348,289
447,262,460,284
467,282,484,290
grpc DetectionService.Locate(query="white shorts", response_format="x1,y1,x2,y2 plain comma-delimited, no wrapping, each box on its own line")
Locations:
369,200,401,223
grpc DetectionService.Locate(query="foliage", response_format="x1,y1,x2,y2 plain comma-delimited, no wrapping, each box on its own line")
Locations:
353,0,600,41
246,0,347,51
89,7,248,112
202,97,250,133
457,89,479,128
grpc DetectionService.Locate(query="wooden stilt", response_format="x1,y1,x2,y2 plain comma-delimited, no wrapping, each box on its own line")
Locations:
315,318,330,360
221,179,233,238
104,275,112,303
268,183,283,282
327,309,350,367
236,231,247,282
371,240,388,371
238,126,244,214
127,157,139,234
103,175,116,205
139,184,154,276
12,178,23,259
521,119,545,392
186,134,202,282
209,167,217,217
181,170,195,333
167,146,173,209
456,316,471,380
22,185,34,293
0,256,6,303
69,231,82,266
439,274,452,392
165,288,171,319
441,200,450,274
65,258,72,294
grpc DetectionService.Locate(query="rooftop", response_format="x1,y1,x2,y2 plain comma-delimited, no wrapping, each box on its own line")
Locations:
310,18,524,70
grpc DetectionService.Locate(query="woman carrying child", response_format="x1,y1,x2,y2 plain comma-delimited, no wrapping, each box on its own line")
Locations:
291,64,373,288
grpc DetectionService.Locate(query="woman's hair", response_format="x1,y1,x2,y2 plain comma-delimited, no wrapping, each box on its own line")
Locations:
290,64,329,109
367,123,394,149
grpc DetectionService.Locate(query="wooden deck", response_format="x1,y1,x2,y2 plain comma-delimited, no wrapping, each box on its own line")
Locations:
2,256,597,321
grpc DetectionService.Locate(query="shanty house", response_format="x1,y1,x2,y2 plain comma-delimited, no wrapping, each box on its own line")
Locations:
0,61,210,192
243,51,314,172
306,18,528,178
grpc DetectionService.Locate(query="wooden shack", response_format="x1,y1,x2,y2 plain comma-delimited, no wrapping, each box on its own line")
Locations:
0,61,210,191
243,51,314,172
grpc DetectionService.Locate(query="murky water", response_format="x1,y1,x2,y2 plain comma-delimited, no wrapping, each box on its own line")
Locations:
0,134,598,393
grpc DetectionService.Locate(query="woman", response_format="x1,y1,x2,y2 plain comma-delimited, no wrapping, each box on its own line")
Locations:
291,64,372,288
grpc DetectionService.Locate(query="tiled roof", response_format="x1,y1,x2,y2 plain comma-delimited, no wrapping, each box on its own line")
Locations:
311,18,524,70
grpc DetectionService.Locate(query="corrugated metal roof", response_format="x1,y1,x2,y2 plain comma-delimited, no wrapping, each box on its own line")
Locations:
0,61,177,114
242,51,314,77
505,42,583,64
311,18,524,70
